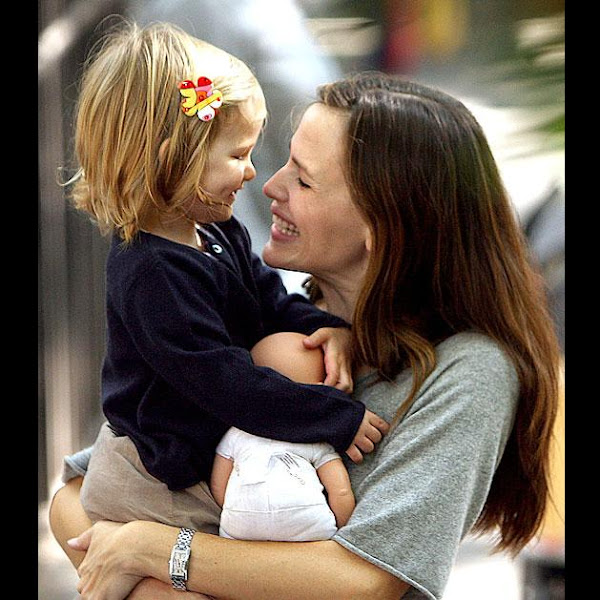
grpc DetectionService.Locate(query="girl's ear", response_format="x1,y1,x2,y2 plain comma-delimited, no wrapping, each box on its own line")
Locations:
365,227,373,253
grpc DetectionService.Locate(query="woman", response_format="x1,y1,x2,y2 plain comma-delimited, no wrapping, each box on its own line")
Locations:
51,73,561,600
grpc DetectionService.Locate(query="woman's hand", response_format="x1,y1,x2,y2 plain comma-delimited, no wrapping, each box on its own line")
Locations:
346,410,390,463
68,521,144,600
303,327,353,392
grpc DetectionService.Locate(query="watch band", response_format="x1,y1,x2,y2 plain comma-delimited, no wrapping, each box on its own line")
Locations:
169,527,196,591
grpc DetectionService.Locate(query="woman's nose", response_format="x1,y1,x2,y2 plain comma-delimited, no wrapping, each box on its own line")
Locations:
263,166,287,202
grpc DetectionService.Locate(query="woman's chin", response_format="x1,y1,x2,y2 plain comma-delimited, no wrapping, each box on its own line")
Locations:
262,237,298,271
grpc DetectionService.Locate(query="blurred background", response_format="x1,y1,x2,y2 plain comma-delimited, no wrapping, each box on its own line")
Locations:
39,1,564,598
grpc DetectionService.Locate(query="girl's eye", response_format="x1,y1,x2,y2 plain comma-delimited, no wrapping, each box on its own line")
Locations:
297,177,310,189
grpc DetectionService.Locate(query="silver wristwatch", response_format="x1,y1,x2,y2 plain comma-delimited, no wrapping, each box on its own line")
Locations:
169,527,196,590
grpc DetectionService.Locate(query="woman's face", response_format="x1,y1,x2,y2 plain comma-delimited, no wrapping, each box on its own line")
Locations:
262,103,371,285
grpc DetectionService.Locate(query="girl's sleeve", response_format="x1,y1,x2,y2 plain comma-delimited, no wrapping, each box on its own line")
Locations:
118,254,364,455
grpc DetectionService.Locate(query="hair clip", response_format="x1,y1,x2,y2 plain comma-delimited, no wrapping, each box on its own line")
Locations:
178,77,223,121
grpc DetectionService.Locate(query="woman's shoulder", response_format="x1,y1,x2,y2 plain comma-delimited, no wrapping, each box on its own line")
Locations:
437,330,511,360
358,331,517,390
414,331,520,423
354,331,519,426
388,332,520,446
435,331,517,384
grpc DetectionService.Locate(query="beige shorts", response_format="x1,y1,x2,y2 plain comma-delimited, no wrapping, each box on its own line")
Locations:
80,422,221,533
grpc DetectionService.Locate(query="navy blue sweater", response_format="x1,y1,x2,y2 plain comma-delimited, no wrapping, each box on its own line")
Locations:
102,217,364,490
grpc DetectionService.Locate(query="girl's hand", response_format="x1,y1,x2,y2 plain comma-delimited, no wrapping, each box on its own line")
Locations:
303,327,353,392
68,521,143,600
346,410,390,463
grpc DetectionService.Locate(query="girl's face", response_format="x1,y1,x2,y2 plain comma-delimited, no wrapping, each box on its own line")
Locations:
262,103,371,286
185,90,266,224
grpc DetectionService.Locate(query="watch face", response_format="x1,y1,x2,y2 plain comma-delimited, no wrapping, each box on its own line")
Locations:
170,548,190,577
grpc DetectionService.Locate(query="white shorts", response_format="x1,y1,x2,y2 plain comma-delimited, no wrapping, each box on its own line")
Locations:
219,451,337,541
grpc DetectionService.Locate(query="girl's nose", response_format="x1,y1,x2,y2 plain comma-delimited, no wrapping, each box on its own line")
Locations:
244,159,257,181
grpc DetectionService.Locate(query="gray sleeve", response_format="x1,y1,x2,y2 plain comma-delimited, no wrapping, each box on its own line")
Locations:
333,334,519,600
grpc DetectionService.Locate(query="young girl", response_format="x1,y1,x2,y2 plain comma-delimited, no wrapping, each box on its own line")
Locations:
69,21,387,533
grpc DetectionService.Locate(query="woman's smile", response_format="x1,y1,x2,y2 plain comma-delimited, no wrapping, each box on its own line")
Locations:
271,211,300,238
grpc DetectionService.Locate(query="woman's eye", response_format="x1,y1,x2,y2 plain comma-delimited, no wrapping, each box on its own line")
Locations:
297,177,310,189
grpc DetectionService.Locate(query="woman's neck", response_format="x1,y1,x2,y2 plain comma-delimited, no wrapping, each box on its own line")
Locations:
312,272,377,379
311,276,360,325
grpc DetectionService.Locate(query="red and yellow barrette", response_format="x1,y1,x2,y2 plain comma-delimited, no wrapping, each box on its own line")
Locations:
178,77,223,121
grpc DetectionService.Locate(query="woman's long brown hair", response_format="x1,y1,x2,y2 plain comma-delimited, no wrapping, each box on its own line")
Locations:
314,73,561,555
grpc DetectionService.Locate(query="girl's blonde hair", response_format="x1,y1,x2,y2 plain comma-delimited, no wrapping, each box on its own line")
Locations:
70,21,263,242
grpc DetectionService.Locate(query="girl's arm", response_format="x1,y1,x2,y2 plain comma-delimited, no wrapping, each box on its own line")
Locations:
249,331,388,463
124,263,366,467
69,519,410,600
316,459,355,528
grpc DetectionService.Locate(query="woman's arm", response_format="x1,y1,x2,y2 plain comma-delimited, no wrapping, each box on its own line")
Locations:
129,579,215,599
49,480,212,599
70,519,410,600
48,477,92,568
